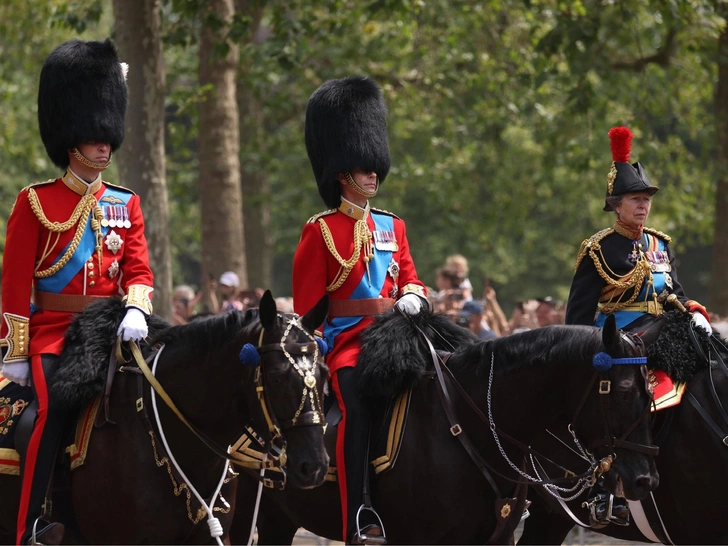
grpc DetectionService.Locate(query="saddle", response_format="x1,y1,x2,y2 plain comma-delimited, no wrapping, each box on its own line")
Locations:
0,375,102,476
231,389,413,481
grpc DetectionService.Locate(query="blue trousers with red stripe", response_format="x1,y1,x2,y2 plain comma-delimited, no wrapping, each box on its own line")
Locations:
331,367,371,543
16,354,66,545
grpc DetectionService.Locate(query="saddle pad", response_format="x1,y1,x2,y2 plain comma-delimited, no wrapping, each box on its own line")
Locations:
0,375,101,475
649,369,687,412
230,389,412,482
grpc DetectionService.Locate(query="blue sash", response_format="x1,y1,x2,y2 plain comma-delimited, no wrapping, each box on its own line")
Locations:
324,212,393,351
35,187,131,294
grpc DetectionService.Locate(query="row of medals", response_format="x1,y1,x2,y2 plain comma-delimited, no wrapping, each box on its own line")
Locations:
100,206,132,229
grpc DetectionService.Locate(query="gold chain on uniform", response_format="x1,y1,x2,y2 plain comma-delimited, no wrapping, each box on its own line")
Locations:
28,188,104,277
318,218,373,292
574,229,654,313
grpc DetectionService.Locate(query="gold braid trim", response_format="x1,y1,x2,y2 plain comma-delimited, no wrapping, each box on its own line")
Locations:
573,228,655,314
28,189,104,278
644,227,671,243
318,218,373,293
574,228,613,272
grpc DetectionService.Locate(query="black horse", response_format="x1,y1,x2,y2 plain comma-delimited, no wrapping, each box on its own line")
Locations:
0,291,330,544
229,311,661,545
518,315,728,545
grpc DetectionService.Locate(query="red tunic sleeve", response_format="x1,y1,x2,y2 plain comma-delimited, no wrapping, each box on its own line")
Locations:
292,221,328,323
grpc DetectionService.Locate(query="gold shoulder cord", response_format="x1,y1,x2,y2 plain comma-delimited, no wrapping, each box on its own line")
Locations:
318,218,373,292
643,227,672,243
27,188,104,278
574,228,653,313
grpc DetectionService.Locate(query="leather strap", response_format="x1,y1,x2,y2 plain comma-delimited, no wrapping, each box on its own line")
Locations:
328,298,394,318
34,290,109,313
686,391,728,446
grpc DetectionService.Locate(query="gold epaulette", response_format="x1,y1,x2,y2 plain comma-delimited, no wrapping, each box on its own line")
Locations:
306,209,336,224
370,207,400,220
574,228,614,272
22,179,56,192
103,181,136,195
644,227,671,243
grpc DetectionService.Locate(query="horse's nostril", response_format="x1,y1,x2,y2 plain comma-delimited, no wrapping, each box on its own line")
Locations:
299,461,312,477
636,475,654,492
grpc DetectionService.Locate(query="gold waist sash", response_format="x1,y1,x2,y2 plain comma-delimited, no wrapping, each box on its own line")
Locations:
598,300,663,316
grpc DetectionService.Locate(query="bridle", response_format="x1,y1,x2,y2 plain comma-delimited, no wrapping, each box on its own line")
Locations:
128,313,326,489
414,323,658,498
249,316,327,487
568,330,659,473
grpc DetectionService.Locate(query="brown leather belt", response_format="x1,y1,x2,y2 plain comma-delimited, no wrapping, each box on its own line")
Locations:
328,298,395,318
33,290,110,313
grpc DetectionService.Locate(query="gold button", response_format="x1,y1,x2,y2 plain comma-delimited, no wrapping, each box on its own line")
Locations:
88,272,95,278
88,263,94,270
89,281,96,287
19,335,24,341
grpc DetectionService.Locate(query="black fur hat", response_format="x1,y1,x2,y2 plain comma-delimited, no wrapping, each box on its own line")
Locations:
38,39,128,169
305,76,391,208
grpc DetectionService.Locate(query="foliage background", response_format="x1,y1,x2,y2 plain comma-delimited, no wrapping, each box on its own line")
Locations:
0,0,722,312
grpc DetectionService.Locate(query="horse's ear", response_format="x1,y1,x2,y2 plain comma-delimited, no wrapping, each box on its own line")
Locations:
601,314,620,352
301,294,329,334
259,290,277,332
638,316,667,347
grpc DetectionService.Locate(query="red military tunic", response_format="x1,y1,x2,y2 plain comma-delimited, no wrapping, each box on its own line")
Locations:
1,170,154,360
292,199,426,374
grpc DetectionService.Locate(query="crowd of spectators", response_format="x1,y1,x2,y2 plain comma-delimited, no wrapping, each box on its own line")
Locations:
429,254,566,339
174,256,728,342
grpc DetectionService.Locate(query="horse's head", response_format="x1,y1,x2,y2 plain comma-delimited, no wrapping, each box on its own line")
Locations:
571,314,661,501
242,290,330,489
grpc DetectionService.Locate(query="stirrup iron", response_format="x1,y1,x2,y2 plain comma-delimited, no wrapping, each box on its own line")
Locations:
352,505,387,545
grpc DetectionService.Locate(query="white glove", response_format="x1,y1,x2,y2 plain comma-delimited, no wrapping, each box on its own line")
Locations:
2,359,30,387
692,312,713,335
396,293,425,315
117,308,149,341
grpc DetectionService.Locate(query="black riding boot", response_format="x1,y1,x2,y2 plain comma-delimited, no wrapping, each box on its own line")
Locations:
17,355,67,545
585,478,630,526
335,369,385,545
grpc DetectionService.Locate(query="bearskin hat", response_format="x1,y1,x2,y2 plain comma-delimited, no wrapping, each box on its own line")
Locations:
38,39,128,169
305,76,391,208
603,127,658,211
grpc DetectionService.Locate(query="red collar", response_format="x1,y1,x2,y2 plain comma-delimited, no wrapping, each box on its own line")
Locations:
614,220,643,241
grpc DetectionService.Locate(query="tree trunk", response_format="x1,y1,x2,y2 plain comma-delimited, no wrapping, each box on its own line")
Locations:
235,0,271,291
112,0,173,320
199,0,247,308
709,10,728,316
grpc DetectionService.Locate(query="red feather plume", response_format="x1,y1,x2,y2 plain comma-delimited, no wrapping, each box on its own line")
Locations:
608,126,632,163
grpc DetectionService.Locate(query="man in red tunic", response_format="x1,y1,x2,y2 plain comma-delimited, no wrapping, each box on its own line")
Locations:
0,39,154,544
293,76,427,544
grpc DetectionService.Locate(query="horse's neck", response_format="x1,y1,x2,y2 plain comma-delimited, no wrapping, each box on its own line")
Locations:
152,346,243,483
455,352,580,443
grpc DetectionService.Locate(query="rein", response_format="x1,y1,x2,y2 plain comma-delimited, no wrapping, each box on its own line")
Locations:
415,323,604,491
126,314,326,489
413,322,657,498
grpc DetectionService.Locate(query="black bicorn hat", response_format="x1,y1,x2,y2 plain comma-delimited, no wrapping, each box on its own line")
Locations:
305,76,391,208
38,39,128,169
603,126,658,211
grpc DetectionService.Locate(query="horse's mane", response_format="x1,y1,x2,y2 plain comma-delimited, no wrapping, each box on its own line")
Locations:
450,325,600,377
356,311,602,398
149,308,260,354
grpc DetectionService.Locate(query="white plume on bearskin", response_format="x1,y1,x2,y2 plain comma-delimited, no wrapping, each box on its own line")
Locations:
37,39,128,169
